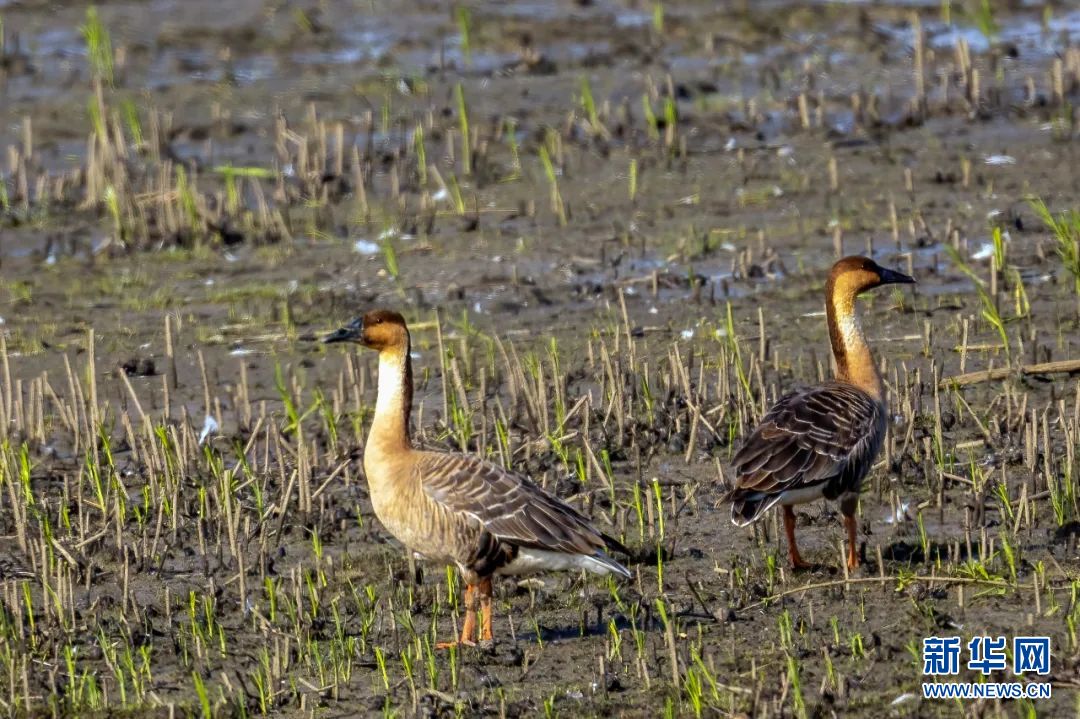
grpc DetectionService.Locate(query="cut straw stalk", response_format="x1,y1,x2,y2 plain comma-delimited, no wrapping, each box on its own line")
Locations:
940,359,1080,387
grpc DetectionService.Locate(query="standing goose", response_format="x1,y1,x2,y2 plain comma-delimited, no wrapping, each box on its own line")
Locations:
726,256,915,569
324,310,630,646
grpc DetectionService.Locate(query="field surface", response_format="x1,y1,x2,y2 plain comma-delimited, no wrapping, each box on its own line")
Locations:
1,0,1080,716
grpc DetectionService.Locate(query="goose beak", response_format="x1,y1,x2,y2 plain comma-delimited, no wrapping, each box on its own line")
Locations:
879,267,916,285
322,317,364,344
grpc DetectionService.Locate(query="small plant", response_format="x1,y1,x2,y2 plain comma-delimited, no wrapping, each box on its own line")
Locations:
991,226,1006,270
212,165,274,215
1029,197,1080,295
543,692,557,719
446,172,466,214
538,141,565,225
778,610,794,651
786,655,807,719
1048,454,1077,526
87,93,107,143
192,671,212,719
381,238,400,280
103,186,123,240
455,6,471,65
662,96,677,148
80,8,114,86
121,99,143,147
642,94,660,141
849,632,865,660
455,83,470,175
374,646,389,691
1000,533,1018,583
916,511,930,562
413,123,427,185
579,76,600,134
631,482,645,541
976,282,1009,359
175,165,200,230
968,0,999,46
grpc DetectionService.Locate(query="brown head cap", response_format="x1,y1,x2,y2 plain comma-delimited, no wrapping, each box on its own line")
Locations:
323,309,409,352
827,256,916,299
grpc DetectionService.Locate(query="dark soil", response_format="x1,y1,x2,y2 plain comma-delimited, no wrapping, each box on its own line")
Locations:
0,1,1079,716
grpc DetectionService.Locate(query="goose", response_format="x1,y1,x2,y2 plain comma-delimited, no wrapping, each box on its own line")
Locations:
324,310,630,646
725,256,915,569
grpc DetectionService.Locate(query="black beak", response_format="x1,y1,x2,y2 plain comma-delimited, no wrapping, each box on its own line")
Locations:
879,267,917,285
322,317,363,344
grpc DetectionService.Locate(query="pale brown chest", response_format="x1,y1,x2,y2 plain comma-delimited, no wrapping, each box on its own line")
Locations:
363,452,476,568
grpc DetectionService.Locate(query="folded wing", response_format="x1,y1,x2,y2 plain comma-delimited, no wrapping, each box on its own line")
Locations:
728,381,884,525
416,452,629,574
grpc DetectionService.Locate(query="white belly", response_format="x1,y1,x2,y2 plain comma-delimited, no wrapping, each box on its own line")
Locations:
498,548,614,576
778,484,827,506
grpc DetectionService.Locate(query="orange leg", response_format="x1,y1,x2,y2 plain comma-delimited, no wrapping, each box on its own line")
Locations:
436,583,478,648
478,577,494,643
783,506,812,570
843,511,860,569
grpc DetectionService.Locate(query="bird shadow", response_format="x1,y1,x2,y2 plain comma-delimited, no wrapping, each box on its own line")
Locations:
881,539,970,565
515,613,637,644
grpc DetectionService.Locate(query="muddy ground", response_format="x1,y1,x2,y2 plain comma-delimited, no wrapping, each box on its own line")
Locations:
1,0,1080,717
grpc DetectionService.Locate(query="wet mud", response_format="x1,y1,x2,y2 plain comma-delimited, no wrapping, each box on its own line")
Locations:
1,0,1080,716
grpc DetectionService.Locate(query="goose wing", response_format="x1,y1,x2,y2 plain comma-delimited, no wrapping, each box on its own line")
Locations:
416,451,627,560
727,381,884,524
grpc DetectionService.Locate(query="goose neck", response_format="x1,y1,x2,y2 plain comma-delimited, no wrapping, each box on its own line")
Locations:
825,289,883,400
370,342,413,451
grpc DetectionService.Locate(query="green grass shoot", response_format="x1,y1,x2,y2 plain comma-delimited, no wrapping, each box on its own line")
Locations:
80,7,114,87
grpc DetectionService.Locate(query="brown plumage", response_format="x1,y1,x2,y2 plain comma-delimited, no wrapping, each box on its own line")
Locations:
726,256,915,569
324,310,629,647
